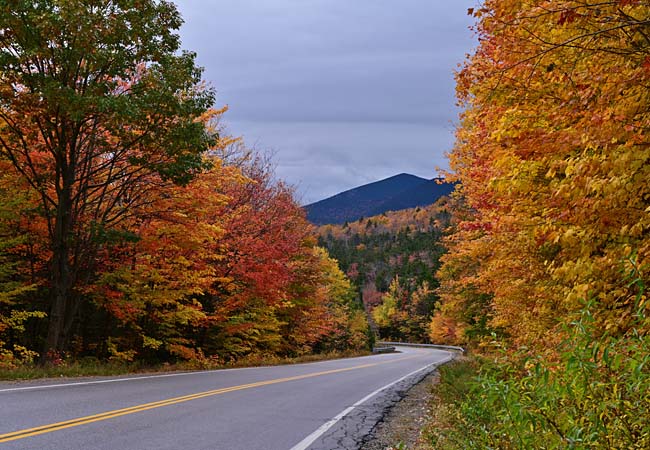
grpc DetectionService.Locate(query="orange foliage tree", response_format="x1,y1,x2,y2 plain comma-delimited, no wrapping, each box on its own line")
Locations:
85,147,369,362
434,0,650,351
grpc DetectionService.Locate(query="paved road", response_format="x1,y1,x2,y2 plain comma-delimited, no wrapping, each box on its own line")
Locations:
0,346,452,450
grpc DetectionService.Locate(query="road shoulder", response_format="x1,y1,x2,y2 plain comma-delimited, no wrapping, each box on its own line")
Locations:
360,369,441,450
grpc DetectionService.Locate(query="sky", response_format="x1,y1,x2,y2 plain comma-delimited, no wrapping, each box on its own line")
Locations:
174,0,478,204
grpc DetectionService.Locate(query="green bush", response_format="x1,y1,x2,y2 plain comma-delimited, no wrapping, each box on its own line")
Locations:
428,288,650,448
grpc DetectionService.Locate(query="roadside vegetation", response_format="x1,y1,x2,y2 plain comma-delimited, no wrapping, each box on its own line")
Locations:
0,0,370,374
0,349,370,382
422,0,650,447
425,293,650,449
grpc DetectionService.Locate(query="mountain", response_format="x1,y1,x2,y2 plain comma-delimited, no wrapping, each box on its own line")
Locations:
368,178,455,216
305,173,455,225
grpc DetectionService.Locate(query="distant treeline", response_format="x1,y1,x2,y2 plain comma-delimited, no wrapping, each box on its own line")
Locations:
318,198,454,342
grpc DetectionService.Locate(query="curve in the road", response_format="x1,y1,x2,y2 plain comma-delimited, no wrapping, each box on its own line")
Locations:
0,354,421,444
289,356,451,450
0,346,453,450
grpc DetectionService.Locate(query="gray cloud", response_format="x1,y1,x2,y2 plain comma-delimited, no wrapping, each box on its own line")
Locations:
228,120,455,203
174,0,477,203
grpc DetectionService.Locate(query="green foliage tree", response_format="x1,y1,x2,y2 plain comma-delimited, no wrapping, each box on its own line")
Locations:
0,0,216,358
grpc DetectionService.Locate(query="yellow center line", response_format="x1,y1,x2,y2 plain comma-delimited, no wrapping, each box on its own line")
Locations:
0,354,420,443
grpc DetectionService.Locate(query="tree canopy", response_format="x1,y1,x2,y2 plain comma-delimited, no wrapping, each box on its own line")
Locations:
433,0,650,351
0,1,370,367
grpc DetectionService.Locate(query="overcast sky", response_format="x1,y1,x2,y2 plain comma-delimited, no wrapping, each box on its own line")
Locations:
174,0,477,204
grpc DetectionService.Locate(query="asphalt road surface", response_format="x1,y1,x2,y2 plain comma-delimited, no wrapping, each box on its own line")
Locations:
0,346,453,450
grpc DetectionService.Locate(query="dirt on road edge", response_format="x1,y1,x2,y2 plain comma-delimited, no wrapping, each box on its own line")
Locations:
360,367,443,450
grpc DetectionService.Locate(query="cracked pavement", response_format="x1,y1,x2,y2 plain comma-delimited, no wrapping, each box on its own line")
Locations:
306,369,433,450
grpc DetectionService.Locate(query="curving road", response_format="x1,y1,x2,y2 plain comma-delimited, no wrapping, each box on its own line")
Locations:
0,346,452,450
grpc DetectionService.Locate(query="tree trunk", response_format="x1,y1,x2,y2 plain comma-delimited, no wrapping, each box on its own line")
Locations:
42,182,74,363
43,285,67,359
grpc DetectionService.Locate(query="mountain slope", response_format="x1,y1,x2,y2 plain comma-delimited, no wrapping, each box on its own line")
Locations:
305,173,455,225
368,179,455,217
317,197,454,342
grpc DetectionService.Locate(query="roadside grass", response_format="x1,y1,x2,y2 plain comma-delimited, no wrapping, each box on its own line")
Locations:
0,349,371,382
418,356,480,450
418,300,650,449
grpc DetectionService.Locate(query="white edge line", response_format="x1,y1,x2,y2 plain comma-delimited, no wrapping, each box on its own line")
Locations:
0,351,410,393
0,369,248,393
289,354,454,450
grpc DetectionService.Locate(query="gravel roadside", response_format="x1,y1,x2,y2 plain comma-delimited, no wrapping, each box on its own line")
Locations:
360,369,441,450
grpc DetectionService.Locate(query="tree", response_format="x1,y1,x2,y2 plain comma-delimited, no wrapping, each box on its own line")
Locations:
93,157,237,362
436,0,650,350
282,246,367,354
0,159,45,366
202,156,317,358
0,0,216,358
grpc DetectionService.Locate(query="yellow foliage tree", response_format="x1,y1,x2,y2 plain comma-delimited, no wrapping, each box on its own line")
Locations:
436,0,650,351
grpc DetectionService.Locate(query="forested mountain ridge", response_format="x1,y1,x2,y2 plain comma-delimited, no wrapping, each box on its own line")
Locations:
305,173,455,225
318,197,454,342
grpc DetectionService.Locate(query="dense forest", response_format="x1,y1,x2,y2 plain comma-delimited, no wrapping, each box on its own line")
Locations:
318,198,454,342
436,0,650,353
427,1,650,448
0,0,369,370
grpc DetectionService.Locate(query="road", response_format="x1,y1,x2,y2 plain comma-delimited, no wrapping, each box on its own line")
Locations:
0,346,452,450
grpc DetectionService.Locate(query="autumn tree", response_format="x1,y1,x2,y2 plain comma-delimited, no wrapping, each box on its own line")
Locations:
282,246,368,355
0,158,48,366
91,156,238,362
0,0,216,358
436,0,650,350
86,138,370,363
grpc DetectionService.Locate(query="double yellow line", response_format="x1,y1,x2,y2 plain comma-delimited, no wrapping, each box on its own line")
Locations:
0,355,417,443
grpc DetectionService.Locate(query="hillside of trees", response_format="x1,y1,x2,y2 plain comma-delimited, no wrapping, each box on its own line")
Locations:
318,198,454,342
0,1,369,370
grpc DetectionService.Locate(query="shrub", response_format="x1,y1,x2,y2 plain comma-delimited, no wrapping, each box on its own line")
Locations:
428,277,650,449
